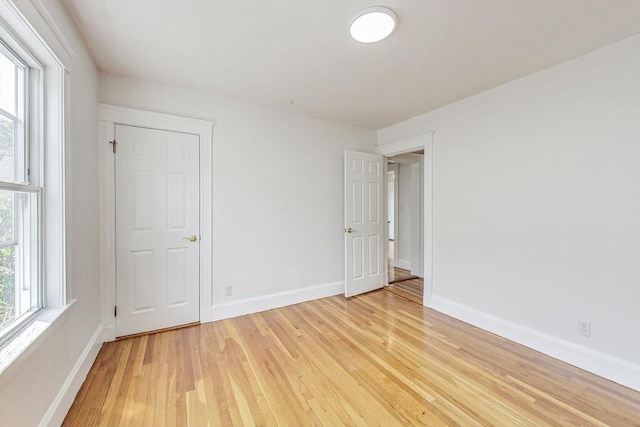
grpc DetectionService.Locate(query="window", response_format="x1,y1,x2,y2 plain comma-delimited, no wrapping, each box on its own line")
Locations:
0,40,41,344
0,0,66,370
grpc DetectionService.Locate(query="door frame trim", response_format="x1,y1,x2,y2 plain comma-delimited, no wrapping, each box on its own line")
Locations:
98,104,214,341
387,163,399,264
376,132,434,306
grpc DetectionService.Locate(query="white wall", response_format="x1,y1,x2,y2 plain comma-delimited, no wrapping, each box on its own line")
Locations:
0,0,101,425
99,74,377,315
378,35,640,388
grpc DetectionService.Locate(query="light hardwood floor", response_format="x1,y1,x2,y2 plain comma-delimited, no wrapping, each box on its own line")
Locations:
386,267,423,304
63,291,639,426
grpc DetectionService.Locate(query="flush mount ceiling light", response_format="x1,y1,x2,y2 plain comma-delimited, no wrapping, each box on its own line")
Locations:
349,7,396,43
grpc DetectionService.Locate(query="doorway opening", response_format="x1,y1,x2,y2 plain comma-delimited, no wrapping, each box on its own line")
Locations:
385,151,424,304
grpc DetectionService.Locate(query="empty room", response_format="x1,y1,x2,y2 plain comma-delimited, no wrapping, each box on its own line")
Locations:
0,0,638,425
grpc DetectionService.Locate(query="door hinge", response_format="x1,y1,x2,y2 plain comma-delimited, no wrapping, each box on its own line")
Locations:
114,306,117,317
109,139,117,154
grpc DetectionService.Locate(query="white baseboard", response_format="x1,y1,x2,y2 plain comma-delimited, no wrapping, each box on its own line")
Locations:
430,296,640,391
203,281,344,323
395,259,411,270
40,323,104,427
101,324,116,343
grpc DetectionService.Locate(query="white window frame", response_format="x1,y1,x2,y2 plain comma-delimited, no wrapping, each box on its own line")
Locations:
0,29,44,346
0,0,67,371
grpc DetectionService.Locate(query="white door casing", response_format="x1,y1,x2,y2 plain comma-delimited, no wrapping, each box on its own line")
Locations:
115,124,200,336
98,104,213,342
410,158,424,278
344,151,385,297
388,162,400,264
375,132,434,306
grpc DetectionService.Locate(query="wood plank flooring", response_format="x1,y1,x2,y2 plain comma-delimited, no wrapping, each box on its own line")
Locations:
63,291,640,426
386,268,423,304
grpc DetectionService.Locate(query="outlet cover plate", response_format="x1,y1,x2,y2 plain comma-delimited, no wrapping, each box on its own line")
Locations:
578,321,591,337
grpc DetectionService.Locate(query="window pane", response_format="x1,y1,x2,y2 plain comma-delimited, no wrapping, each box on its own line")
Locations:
0,51,16,116
0,114,15,183
0,189,39,335
0,188,14,244
0,245,16,329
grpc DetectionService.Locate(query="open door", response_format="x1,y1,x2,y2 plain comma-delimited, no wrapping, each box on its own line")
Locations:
344,151,385,297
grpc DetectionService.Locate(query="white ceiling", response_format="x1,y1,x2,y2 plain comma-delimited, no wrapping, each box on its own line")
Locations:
63,0,640,130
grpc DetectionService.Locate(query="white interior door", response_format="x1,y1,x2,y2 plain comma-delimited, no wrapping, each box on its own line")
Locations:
344,151,385,297
115,124,200,337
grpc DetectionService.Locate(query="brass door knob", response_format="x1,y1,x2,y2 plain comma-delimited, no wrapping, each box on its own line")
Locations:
182,235,198,242
345,227,357,234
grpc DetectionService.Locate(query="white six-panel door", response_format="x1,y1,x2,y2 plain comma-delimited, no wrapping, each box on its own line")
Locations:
115,124,200,337
344,151,385,297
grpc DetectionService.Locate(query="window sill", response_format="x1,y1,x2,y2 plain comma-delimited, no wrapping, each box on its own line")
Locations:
0,299,76,379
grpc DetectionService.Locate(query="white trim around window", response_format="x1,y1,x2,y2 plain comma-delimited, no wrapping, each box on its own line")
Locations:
0,0,67,375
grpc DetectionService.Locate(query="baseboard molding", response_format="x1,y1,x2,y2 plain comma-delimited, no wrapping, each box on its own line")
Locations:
101,324,115,343
40,323,104,427
430,296,640,391
203,281,344,322
395,259,411,270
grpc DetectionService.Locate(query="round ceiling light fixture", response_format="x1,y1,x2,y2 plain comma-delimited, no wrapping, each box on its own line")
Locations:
349,7,396,43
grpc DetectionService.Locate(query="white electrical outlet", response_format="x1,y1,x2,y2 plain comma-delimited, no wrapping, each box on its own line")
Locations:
578,321,591,337
224,285,233,297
